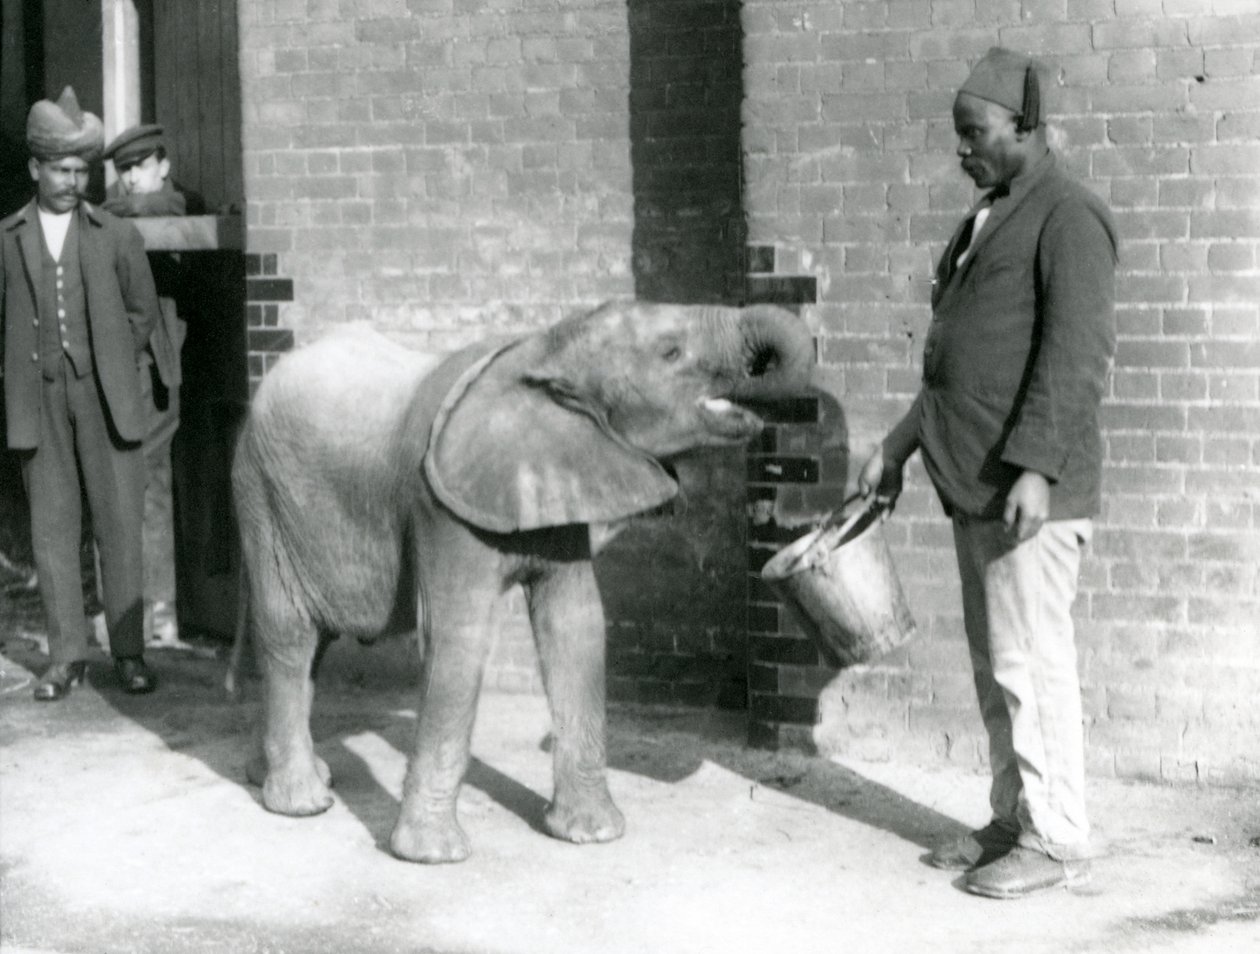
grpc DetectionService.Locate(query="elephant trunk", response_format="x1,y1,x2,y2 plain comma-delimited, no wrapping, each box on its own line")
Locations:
726,305,815,401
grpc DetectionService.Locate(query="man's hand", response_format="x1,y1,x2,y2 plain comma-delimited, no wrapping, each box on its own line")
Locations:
858,445,904,511
1004,470,1050,542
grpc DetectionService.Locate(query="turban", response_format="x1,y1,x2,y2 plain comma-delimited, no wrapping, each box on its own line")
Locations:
26,87,104,162
104,123,167,168
958,47,1045,132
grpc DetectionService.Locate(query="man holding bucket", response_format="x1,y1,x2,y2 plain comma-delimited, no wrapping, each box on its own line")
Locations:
859,48,1117,899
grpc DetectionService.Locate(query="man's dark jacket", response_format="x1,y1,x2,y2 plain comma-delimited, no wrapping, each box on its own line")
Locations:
1,199,161,449
884,152,1118,520
103,178,204,392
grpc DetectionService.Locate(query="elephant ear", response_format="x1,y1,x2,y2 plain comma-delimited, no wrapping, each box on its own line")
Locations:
425,342,679,533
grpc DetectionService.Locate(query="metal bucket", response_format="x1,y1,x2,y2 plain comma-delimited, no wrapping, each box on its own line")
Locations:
761,498,917,668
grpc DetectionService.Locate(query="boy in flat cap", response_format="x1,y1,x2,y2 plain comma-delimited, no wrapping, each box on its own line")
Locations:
859,48,1117,898
103,124,204,646
1,88,162,698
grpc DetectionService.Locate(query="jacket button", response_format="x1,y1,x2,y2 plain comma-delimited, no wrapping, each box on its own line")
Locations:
31,352,39,363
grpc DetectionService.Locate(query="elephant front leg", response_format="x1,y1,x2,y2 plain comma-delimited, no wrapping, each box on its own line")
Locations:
529,562,625,846
390,595,495,864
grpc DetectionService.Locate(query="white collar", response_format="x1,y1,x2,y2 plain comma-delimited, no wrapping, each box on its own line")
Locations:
37,205,74,261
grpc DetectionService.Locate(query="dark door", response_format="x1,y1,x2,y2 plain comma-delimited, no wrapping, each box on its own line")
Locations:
146,0,248,639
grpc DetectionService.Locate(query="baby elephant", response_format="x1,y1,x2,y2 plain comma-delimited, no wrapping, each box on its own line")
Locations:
232,300,813,862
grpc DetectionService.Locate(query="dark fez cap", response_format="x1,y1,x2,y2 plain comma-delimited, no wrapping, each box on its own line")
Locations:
104,124,167,167
958,47,1045,131
26,87,104,161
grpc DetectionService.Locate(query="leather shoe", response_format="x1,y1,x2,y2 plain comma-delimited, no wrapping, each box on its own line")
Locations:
928,820,1019,871
33,661,88,702
965,845,1092,899
114,656,158,694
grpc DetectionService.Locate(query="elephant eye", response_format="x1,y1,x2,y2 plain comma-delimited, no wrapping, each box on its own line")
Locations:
662,345,683,363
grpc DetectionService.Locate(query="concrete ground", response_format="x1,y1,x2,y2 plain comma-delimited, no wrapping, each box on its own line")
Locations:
1,630,1258,954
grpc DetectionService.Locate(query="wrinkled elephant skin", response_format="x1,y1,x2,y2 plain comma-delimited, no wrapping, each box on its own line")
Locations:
231,300,813,863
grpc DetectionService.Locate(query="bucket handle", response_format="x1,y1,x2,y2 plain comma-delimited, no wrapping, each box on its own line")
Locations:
818,493,890,542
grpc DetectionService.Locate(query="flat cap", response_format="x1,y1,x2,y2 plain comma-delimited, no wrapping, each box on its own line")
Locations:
26,87,104,162
958,47,1045,130
104,123,167,167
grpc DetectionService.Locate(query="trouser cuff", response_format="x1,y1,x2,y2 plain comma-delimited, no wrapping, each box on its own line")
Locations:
1018,831,1093,861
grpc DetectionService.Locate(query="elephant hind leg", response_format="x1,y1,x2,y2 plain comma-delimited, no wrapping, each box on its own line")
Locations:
234,476,335,816
254,642,335,817
244,563,334,815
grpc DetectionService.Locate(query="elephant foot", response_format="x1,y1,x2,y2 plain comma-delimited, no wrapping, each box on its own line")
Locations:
247,751,332,789
261,762,335,817
545,791,625,845
390,816,471,864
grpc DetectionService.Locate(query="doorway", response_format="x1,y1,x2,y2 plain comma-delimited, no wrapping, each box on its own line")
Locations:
0,0,248,642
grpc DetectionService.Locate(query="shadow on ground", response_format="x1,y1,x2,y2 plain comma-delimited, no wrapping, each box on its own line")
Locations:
2,633,964,860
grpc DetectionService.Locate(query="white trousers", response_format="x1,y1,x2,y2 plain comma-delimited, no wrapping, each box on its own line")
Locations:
953,516,1093,860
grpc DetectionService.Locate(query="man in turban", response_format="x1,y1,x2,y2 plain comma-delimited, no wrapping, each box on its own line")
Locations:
858,48,1118,897
1,87,162,698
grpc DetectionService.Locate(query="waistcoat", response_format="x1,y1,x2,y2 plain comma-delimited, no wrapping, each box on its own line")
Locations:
38,216,92,380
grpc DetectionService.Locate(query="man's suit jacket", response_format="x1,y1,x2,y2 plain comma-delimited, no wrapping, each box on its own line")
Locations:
884,152,1118,520
1,199,161,449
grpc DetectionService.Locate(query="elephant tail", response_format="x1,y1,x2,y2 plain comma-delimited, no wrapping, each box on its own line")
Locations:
224,557,251,696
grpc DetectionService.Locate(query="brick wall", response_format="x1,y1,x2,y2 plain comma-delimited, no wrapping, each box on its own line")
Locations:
742,1,1260,784
238,0,637,350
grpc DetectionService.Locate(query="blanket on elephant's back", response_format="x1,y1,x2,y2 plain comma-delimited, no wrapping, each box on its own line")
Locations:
399,336,502,477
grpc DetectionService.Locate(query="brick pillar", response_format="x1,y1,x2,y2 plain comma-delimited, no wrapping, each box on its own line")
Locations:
742,245,851,751
629,0,745,304
244,253,294,395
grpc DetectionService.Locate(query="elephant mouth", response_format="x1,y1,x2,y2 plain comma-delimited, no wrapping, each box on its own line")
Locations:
699,397,764,441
